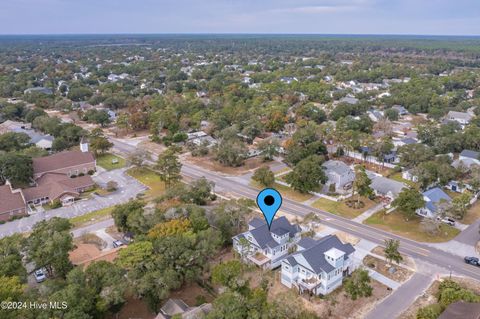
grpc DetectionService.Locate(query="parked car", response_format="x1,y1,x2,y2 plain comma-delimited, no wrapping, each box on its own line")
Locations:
34,268,47,283
113,240,124,248
437,216,456,226
464,256,479,266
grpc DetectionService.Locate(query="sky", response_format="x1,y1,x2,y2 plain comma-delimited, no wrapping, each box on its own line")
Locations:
1,0,479,35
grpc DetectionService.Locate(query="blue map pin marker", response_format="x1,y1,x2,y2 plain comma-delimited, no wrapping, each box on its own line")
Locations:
256,188,282,229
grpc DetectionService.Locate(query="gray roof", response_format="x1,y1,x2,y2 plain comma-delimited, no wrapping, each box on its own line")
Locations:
401,137,417,145
460,150,480,160
248,217,266,229
367,171,405,197
322,160,353,177
297,237,318,250
248,216,300,249
287,235,355,274
340,96,359,105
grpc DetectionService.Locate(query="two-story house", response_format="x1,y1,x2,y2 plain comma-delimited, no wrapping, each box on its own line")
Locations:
280,235,355,296
322,160,355,194
232,216,301,269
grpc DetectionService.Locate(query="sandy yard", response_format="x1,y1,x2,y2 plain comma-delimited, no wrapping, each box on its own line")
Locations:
363,255,414,282
333,230,360,246
399,276,480,319
184,154,268,176
266,271,391,319
372,246,416,270
69,243,102,265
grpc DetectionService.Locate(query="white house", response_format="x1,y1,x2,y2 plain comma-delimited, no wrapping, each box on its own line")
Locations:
232,217,301,269
281,235,355,296
322,160,355,193
446,111,473,127
416,187,452,218
366,171,406,201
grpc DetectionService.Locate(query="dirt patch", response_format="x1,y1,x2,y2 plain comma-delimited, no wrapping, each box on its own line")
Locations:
69,243,101,265
400,276,480,319
267,272,391,319
76,233,106,250
107,296,156,319
363,255,413,282
105,226,125,241
138,140,167,156
184,154,267,176
168,281,215,307
333,230,360,246
372,246,416,270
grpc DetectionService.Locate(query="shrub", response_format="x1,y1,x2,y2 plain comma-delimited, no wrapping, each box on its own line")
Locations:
50,199,62,209
87,170,95,175
78,172,85,177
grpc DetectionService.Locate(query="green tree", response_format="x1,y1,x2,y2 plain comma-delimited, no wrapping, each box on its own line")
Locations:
0,132,30,152
257,138,280,162
392,188,425,219
214,139,248,167
156,147,182,188
0,276,25,302
25,108,47,123
285,155,327,193
111,200,147,235
0,153,33,186
0,235,27,282
25,217,73,278
384,239,403,265
211,260,245,291
90,136,113,155
450,193,471,220
182,177,216,205
84,261,126,314
353,166,374,204
252,166,275,187
344,268,373,300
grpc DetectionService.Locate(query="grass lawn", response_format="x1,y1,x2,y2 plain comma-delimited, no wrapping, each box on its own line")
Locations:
126,167,165,199
389,172,419,189
463,201,480,224
312,196,377,219
96,153,126,171
364,210,460,243
250,181,313,202
70,206,114,228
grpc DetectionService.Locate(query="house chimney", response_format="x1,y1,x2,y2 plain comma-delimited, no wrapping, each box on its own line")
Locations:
80,137,89,153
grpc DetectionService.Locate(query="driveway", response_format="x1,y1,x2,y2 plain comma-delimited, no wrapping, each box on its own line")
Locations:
0,168,146,239
365,272,433,319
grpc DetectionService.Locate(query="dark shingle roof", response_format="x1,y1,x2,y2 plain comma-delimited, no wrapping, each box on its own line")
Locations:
249,216,300,249
291,235,355,274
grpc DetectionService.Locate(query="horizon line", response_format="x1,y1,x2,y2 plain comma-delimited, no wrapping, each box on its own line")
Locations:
0,32,479,37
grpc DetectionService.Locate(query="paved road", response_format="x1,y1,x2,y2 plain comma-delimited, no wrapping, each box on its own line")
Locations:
181,163,480,281
109,136,480,281
365,273,433,319
0,168,146,238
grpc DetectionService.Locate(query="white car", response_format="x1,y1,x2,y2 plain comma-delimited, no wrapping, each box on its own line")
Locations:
113,240,124,248
34,269,47,283
437,216,456,226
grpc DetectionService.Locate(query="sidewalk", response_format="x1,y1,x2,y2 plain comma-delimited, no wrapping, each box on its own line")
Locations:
352,203,385,223
367,269,401,290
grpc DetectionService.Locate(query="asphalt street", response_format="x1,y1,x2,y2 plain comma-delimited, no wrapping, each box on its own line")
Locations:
181,162,480,281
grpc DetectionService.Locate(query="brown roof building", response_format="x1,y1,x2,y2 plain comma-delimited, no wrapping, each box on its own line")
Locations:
33,150,96,179
0,182,27,222
23,173,95,206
